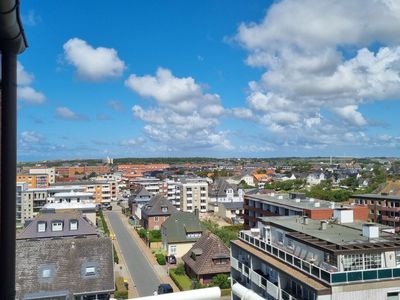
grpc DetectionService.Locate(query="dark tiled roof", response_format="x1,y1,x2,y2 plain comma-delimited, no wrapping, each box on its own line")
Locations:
142,194,177,217
182,232,230,276
220,201,243,210
17,211,97,240
209,178,239,198
16,236,114,299
161,211,204,243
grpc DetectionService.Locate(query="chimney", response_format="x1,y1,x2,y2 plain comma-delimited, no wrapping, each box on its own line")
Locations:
194,208,199,218
303,216,309,225
320,220,327,230
362,223,379,239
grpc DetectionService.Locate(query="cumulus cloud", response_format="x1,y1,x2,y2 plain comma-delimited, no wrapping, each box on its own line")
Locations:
63,38,126,81
120,137,146,147
55,107,87,121
126,68,231,151
17,62,46,104
232,0,400,147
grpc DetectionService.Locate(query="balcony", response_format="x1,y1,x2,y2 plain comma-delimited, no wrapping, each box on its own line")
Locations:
239,231,400,286
382,215,400,222
381,207,400,212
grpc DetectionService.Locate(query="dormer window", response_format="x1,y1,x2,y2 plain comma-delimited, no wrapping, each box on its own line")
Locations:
161,206,168,213
85,266,96,276
51,221,63,232
42,268,51,278
37,221,46,233
70,220,78,231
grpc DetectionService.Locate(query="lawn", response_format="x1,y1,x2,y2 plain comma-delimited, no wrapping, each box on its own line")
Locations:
169,268,192,291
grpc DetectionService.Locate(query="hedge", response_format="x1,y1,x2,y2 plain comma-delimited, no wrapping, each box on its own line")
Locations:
114,290,128,299
169,268,192,291
221,288,231,296
155,253,166,265
115,277,128,299
113,244,119,264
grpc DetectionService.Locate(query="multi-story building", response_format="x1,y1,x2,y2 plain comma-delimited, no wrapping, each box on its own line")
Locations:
16,182,28,224
178,179,209,213
231,210,400,300
16,211,114,299
165,179,181,209
352,193,400,232
244,192,368,229
29,167,56,184
55,165,111,178
130,176,161,195
16,173,49,188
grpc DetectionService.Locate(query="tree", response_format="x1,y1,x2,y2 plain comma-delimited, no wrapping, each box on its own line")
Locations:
212,274,230,289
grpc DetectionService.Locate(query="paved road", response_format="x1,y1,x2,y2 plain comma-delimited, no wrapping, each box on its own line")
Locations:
106,211,161,296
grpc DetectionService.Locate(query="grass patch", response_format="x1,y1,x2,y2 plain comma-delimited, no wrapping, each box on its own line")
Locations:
169,268,192,291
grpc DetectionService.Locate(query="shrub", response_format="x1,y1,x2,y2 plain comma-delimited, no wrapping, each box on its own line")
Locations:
212,274,230,289
138,228,147,239
156,253,166,265
175,263,185,275
169,268,192,290
113,244,119,264
149,229,161,242
115,276,128,299
114,290,128,299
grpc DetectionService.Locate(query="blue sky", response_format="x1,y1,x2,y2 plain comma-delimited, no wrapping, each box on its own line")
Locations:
17,0,400,161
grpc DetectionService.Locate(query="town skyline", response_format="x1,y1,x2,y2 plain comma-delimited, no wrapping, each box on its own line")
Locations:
17,0,400,161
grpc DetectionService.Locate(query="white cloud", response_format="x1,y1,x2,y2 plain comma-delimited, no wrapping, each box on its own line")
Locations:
231,0,400,147
17,86,45,104
108,100,124,112
127,68,231,151
120,137,146,146
20,131,43,144
56,107,86,121
17,62,46,105
63,38,126,81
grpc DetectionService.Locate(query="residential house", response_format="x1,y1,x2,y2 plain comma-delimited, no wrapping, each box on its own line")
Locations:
306,172,326,185
129,186,152,219
141,194,177,230
217,201,244,223
161,211,204,257
208,178,244,205
182,232,230,285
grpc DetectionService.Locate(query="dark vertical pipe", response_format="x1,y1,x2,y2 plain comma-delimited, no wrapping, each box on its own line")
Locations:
0,50,17,299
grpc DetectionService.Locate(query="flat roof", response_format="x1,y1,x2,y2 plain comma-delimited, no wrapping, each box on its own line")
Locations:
260,216,400,250
352,194,400,201
246,193,334,210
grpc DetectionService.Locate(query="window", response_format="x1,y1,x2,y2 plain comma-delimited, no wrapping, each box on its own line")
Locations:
387,292,400,300
364,253,382,269
154,216,159,222
37,222,46,232
200,187,206,191
277,231,284,243
161,206,168,213
70,220,78,231
214,258,227,265
343,254,363,271
287,238,294,249
51,221,63,231
42,268,51,278
170,245,176,254
85,266,96,276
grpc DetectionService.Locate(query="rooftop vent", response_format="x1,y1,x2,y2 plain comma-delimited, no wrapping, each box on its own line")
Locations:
320,220,327,230
303,216,309,225
314,202,320,208
309,198,315,202
333,208,353,224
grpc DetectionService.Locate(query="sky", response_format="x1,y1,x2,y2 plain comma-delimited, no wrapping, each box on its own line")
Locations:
17,0,400,161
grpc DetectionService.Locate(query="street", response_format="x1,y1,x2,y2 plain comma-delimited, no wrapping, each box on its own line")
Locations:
106,210,161,297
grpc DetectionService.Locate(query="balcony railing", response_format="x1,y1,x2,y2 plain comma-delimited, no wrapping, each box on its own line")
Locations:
381,207,400,212
231,257,297,300
382,215,400,222
239,231,400,286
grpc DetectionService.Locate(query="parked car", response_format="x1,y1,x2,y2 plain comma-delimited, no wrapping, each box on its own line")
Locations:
167,255,176,264
157,283,173,294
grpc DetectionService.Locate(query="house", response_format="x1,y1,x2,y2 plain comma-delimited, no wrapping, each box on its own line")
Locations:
129,186,152,219
208,178,244,204
141,194,177,230
306,172,325,185
16,211,114,299
226,172,256,187
16,236,114,300
17,211,98,240
217,201,244,223
161,211,205,257
182,232,230,285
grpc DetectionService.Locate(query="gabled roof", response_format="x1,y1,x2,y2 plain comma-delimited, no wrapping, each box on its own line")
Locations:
16,236,114,299
182,232,230,276
142,194,177,217
161,211,204,243
209,178,239,197
17,211,97,240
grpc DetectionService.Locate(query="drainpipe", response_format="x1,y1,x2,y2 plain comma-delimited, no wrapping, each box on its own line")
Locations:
0,0,27,298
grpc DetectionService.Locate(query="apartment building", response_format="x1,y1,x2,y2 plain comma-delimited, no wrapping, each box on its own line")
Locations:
166,179,181,209
55,165,111,178
29,167,56,184
118,163,169,178
352,193,400,232
130,176,161,195
179,179,209,213
16,173,49,188
244,192,368,229
231,210,400,300
16,182,28,224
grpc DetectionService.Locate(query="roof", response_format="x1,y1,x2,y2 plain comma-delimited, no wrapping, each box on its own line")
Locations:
16,236,114,299
260,216,398,248
142,194,177,217
219,201,244,210
246,193,335,211
53,191,93,198
17,211,97,240
352,193,400,201
182,232,230,276
161,211,204,243
209,178,239,198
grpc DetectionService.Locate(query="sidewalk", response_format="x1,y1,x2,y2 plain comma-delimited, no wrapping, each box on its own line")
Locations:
104,211,138,298
117,211,180,292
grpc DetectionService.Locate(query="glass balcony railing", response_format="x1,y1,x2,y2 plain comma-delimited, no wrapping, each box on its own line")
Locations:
239,231,400,286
